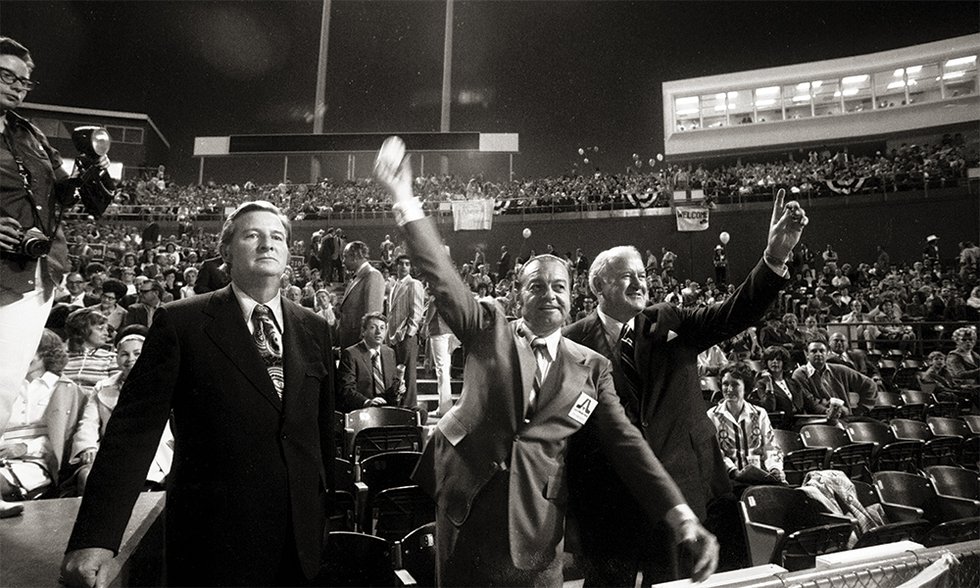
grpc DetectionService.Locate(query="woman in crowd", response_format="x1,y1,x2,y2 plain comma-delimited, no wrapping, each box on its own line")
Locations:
707,363,785,488
749,346,805,418
841,299,875,350
0,330,82,502
70,326,173,494
61,307,118,397
947,326,979,385
180,266,198,299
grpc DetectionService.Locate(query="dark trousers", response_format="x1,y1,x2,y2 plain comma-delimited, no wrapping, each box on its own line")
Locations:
392,334,418,406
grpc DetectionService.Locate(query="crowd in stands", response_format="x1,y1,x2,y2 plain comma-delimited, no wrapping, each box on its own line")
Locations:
103,136,977,222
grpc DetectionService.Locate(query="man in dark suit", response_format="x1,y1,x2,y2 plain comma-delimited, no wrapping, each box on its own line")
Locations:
337,240,384,350
338,312,424,418
193,254,230,294
318,228,337,283
123,279,165,328
496,244,512,280
826,331,881,382
374,138,718,586
563,190,808,585
61,201,337,587
56,272,100,308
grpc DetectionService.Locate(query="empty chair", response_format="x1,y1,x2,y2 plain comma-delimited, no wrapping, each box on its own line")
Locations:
890,418,960,467
893,360,924,390
850,480,931,548
319,531,395,586
845,420,922,472
800,424,874,481
347,407,423,461
739,485,854,571
873,471,980,547
878,359,900,386
331,457,365,532
904,391,958,419
923,465,980,508
791,414,830,431
393,522,436,587
369,485,436,543
773,429,827,486
963,415,980,436
879,391,922,421
334,411,348,457
866,395,897,423
928,417,980,469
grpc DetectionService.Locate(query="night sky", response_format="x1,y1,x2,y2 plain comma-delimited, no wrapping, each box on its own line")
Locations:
1,1,977,184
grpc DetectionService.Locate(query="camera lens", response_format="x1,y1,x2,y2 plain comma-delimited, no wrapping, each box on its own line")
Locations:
22,235,51,258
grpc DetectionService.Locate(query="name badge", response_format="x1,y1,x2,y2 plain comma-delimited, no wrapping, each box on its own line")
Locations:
568,393,597,425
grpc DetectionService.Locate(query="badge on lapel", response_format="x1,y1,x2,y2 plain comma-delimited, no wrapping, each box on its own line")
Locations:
568,392,597,425
666,329,679,342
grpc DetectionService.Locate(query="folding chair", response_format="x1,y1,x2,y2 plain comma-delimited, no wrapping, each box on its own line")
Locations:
845,420,922,472
772,429,826,486
393,522,437,587
800,424,874,481
890,418,960,467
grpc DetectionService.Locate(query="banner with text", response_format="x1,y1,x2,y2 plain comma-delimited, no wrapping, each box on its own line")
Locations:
452,199,494,231
675,206,710,231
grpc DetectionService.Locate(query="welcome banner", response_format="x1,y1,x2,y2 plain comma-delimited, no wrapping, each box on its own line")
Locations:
675,206,709,231
452,199,494,231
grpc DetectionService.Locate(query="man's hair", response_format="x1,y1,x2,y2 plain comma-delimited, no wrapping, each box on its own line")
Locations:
143,280,165,297
346,241,370,260
85,262,106,277
0,37,33,69
394,254,411,265
218,201,291,271
588,246,641,297
807,337,829,350
361,311,387,331
517,254,568,287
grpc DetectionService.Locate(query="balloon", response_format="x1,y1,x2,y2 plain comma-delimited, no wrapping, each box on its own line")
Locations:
593,146,599,152
719,231,730,245
632,153,639,159
657,153,664,162
522,228,532,239
583,158,590,164
578,148,584,156
648,158,656,167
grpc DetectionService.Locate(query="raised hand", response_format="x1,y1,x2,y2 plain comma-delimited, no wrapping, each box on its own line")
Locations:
373,136,414,204
765,188,809,263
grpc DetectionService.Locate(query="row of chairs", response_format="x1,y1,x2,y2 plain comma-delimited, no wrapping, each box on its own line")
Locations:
776,418,979,485
319,524,436,586
740,467,980,571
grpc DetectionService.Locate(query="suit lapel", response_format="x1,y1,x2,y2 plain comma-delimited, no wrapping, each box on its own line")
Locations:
203,287,282,412
535,341,590,419
513,323,537,421
635,310,670,413
584,312,613,359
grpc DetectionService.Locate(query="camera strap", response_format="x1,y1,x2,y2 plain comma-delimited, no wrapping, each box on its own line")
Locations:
2,126,55,237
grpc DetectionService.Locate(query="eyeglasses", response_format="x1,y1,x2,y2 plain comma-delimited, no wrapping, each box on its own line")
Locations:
139,289,155,294
0,67,36,90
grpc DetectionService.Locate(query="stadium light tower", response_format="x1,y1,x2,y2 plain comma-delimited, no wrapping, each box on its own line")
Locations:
311,0,331,182
439,0,454,176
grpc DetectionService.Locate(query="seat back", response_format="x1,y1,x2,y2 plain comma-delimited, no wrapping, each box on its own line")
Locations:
801,424,848,449
352,426,423,461
370,485,437,542
394,522,436,587
890,418,930,440
924,465,980,501
846,421,892,446
962,415,980,435
928,417,970,439
319,532,395,587
359,451,423,499
773,429,804,452
873,472,940,521
774,429,826,486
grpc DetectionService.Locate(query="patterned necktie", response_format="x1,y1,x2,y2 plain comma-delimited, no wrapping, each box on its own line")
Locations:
372,350,385,398
252,304,284,399
528,337,550,418
619,322,642,396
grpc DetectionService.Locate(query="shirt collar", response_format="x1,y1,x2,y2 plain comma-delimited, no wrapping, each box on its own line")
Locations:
38,371,59,389
805,362,820,377
515,319,562,360
597,308,634,348
231,283,284,332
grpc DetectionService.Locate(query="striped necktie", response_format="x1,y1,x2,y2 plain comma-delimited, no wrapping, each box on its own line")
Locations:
372,350,385,398
527,337,550,419
252,304,284,399
619,322,642,396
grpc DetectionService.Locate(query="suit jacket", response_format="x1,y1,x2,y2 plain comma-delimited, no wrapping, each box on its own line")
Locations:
405,217,686,577
66,286,336,586
338,341,402,410
56,293,100,308
827,349,879,379
193,256,230,294
564,260,786,523
387,276,424,343
791,362,877,415
749,373,806,416
337,262,384,350
123,302,159,328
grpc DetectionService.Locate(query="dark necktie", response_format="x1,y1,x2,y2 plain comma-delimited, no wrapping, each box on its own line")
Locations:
372,350,385,398
619,322,642,396
252,304,284,399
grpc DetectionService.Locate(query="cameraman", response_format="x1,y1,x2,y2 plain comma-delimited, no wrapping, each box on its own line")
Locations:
0,37,112,510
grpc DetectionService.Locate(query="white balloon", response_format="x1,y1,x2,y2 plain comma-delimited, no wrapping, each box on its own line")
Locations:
522,228,532,239
719,231,730,245
583,158,590,164
578,148,585,156
656,153,664,161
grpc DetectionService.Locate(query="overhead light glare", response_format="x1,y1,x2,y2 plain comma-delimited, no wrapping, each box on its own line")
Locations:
842,74,869,85
945,55,977,68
